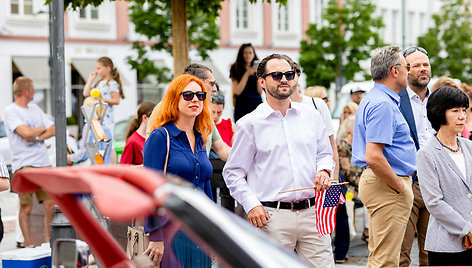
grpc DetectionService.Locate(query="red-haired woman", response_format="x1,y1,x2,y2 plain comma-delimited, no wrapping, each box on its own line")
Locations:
143,74,213,267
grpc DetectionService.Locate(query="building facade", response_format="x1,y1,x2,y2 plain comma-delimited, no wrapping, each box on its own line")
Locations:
0,0,440,122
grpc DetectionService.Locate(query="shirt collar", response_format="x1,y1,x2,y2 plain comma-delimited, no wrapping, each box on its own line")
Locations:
374,82,400,104
406,86,431,101
259,100,301,119
165,121,202,139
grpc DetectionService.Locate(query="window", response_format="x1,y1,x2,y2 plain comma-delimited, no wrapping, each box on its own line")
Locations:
235,0,249,30
278,5,289,32
392,10,398,44
10,0,33,16
78,6,100,21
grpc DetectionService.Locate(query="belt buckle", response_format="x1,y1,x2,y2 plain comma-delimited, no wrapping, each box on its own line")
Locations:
290,202,295,211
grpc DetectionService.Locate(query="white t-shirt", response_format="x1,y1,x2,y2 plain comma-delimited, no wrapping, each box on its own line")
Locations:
3,103,54,173
301,95,335,136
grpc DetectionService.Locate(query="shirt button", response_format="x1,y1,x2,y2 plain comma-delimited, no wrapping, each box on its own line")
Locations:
197,163,199,166
196,176,198,179
467,193,472,199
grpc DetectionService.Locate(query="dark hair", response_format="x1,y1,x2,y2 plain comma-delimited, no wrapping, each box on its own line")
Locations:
183,63,212,81
427,86,469,131
125,101,156,139
256,54,291,78
229,43,259,82
211,92,225,106
95,57,125,99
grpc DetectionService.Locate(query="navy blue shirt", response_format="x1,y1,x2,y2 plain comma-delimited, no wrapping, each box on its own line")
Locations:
352,83,417,176
143,121,213,199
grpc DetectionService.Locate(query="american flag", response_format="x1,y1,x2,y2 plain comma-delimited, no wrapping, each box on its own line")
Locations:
315,183,343,238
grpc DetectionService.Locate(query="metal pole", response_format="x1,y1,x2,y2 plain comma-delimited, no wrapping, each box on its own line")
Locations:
402,0,406,49
49,3,54,115
50,0,76,249
51,0,67,168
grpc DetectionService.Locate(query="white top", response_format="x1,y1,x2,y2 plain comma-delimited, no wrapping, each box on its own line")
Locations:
94,79,119,127
300,95,335,136
406,87,435,147
223,101,335,213
448,152,466,179
0,153,9,178
3,103,53,173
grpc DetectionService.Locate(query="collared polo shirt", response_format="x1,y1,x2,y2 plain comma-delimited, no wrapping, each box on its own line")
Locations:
352,82,417,176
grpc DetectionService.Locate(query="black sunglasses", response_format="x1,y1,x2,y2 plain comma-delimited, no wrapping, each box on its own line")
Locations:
403,47,428,57
181,91,207,101
262,71,296,81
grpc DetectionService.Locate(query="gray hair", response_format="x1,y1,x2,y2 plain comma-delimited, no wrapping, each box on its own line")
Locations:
370,45,403,81
183,63,212,81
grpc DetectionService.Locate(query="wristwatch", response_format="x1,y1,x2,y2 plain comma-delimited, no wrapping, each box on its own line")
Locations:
35,136,39,141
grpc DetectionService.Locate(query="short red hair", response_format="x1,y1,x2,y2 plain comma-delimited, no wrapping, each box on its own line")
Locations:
148,74,212,145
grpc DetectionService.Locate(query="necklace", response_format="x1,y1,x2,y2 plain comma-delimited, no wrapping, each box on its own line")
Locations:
435,135,461,152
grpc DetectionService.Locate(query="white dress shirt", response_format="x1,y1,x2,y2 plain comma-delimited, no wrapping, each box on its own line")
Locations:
406,87,435,148
223,101,335,213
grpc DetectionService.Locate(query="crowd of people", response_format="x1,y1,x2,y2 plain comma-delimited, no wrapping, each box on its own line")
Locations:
1,44,472,268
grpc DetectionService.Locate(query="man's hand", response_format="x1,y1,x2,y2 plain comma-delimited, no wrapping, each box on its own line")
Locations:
314,170,331,193
247,205,269,228
144,241,164,266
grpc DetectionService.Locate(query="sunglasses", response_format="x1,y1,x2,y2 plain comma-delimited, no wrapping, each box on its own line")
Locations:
262,71,296,81
403,47,428,57
181,91,207,101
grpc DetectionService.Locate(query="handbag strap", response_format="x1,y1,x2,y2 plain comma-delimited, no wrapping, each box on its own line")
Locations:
131,127,170,228
163,127,170,174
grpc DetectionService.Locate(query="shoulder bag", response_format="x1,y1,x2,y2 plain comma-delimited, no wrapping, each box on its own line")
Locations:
126,127,170,260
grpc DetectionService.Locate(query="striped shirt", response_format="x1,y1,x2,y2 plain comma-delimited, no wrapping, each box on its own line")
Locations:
0,153,9,178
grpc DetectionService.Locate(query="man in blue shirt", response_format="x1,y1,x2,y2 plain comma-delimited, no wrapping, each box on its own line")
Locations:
352,45,416,268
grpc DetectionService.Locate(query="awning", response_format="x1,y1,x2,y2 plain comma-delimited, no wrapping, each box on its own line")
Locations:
72,58,129,85
12,56,50,89
72,58,96,83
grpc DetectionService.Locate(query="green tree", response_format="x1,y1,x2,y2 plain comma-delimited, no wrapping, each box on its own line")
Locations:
127,0,220,83
417,0,472,84
299,0,384,90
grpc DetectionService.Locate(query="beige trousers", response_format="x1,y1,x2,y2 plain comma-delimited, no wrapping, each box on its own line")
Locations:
400,181,430,266
359,168,413,268
262,205,335,268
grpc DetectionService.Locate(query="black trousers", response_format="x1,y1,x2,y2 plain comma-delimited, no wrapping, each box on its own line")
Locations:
428,249,472,266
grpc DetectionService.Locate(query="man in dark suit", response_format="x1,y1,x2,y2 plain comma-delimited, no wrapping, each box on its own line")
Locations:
398,47,435,266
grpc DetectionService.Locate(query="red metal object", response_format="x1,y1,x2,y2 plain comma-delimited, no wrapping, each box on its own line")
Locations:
12,165,168,268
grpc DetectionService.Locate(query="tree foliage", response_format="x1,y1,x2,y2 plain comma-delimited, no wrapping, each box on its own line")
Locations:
417,0,472,84
127,1,221,83
299,0,384,89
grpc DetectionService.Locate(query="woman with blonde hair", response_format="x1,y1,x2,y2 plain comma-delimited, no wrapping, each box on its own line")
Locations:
339,102,358,129
305,86,330,109
143,74,213,267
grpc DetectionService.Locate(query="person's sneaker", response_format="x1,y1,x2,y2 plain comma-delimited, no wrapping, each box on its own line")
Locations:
335,257,348,264
16,242,25,248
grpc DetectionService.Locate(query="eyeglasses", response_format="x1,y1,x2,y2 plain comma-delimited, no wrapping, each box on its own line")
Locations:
322,96,329,101
181,91,207,101
403,47,428,57
262,71,296,81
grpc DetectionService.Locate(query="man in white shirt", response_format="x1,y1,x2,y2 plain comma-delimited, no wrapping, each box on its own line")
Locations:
4,77,55,247
398,47,435,266
223,54,335,267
